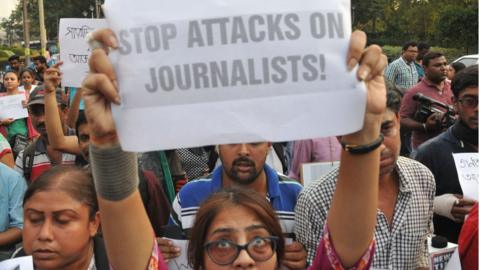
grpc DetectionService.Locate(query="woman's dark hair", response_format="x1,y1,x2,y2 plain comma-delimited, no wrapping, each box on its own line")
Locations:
188,187,285,269
450,62,466,74
23,166,98,220
19,68,36,81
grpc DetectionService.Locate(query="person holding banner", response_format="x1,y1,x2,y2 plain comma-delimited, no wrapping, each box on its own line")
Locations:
81,28,387,270
415,65,478,243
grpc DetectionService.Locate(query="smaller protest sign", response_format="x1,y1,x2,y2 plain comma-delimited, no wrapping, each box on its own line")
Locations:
0,256,34,270
59,18,108,87
301,161,339,187
165,239,191,270
0,94,28,120
452,153,479,201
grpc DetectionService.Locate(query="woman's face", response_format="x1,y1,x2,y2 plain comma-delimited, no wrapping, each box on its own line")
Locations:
203,206,277,270
22,72,34,86
4,72,19,91
23,190,100,270
447,65,456,80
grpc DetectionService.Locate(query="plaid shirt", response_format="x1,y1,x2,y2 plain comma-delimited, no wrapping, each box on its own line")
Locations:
295,156,435,269
385,57,419,93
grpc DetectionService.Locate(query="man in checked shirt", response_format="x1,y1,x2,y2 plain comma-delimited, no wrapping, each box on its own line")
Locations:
295,90,435,269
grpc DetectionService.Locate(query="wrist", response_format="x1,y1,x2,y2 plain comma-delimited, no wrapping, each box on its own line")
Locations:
90,132,119,148
343,115,382,145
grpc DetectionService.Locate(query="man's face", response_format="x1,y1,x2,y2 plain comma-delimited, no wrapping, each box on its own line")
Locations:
379,109,401,176
454,86,478,130
28,104,67,138
424,56,448,83
77,123,91,163
34,60,45,72
9,59,20,71
403,46,418,63
219,142,270,185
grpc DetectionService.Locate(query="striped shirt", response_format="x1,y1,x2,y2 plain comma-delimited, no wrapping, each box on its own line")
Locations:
385,57,419,93
14,134,76,182
169,164,302,233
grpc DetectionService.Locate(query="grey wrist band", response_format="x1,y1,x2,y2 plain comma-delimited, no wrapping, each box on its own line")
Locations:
90,144,139,201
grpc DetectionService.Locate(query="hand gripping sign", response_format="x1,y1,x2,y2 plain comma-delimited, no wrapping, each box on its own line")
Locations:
102,0,366,151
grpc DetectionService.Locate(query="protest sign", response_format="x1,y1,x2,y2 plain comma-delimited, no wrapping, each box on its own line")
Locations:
102,0,366,151
452,153,479,201
165,239,191,270
59,18,108,87
0,94,28,120
0,256,34,270
301,161,339,187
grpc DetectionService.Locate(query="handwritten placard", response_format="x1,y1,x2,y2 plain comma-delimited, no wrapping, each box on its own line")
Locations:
0,94,28,120
59,18,108,87
453,153,479,201
102,0,366,151
165,239,192,270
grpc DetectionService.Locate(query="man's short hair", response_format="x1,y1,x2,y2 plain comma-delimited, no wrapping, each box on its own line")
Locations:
33,55,47,64
402,41,418,51
8,55,20,62
417,43,430,52
387,90,402,113
451,65,478,98
422,52,444,67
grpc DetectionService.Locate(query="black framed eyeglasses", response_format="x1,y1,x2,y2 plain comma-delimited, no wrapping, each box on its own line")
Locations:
458,97,478,108
204,236,279,265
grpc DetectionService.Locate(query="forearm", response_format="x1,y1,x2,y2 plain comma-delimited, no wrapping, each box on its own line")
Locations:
67,88,82,128
0,227,22,246
327,116,381,267
400,117,424,132
91,141,154,270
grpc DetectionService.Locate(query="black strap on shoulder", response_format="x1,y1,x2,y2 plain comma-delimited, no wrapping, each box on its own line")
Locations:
22,138,38,182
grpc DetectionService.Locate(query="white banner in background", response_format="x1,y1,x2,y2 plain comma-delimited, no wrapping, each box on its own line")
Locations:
59,18,108,87
102,0,366,151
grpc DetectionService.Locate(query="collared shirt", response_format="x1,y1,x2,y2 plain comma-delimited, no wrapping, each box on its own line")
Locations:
399,78,453,149
14,130,77,182
0,163,27,233
295,157,435,269
385,57,419,93
170,164,302,233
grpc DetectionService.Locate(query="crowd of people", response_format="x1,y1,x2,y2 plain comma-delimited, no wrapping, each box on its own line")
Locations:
0,29,477,270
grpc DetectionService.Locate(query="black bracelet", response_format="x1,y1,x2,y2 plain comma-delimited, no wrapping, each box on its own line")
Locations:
340,134,384,154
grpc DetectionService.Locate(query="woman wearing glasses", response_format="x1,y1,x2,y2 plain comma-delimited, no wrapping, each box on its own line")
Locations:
81,29,387,270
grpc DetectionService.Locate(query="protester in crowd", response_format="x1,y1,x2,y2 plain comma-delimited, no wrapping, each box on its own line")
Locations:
18,69,38,93
385,41,419,94
415,65,478,243
447,62,466,81
288,137,341,180
0,133,14,168
0,162,26,261
6,55,22,73
81,28,386,270
458,203,478,270
33,56,49,83
296,90,435,269
0,71,38,157
14,86,76,182
400,52,454,153
414,43,430,80
15,166,109,269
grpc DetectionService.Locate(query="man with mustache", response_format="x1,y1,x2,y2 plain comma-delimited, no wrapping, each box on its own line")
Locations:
295,90,435,269
399,52,454,153
416,65,478,243
166,142,306,269
14,86,76,182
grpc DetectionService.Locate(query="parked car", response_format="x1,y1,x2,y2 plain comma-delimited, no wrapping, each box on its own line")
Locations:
452,54,478,67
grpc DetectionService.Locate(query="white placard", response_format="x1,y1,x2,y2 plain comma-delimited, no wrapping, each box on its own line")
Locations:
0,94,28,120
166,239,192,270
452,153,479,201
301,161,339,187
0,256,34,270
103,0,366,151
59,18,108,87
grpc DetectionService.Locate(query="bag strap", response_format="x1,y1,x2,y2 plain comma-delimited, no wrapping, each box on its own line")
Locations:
22,138,38,182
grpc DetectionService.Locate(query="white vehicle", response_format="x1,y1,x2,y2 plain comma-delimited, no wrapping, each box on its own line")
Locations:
452,54,478,66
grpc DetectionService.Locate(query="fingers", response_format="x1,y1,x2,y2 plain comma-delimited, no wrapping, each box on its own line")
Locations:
357,44,383,81
89,48,118,90
82,73,120,105
91,28,118,49
282,242,307,270
346,30,366,71
156,238,181,260
457,199,476,207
